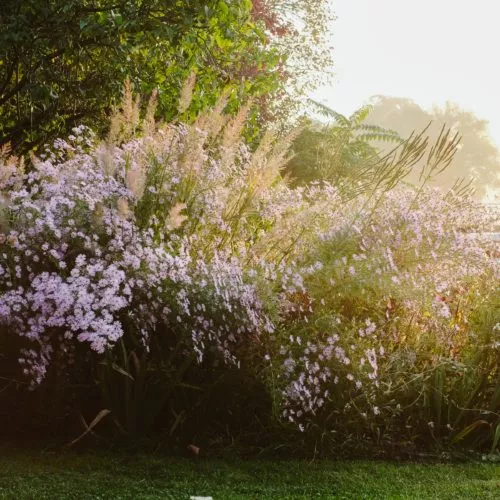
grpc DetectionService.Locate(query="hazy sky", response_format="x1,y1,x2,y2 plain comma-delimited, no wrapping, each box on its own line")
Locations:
313,0,500,147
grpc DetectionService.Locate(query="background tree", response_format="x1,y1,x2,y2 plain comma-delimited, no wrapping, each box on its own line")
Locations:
285,102,402,191
250,0,335,123
366,96,500,200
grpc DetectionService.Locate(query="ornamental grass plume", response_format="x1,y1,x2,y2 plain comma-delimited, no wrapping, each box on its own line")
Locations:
108,79,142,145
178,71,197,115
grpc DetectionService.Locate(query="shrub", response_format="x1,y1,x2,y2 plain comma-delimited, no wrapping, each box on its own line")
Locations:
269,188,499,454
0,89,498,455
0,91,294,440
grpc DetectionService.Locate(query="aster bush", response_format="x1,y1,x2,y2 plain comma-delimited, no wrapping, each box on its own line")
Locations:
0,97,280,438
269,187,499,454
0,86,498,455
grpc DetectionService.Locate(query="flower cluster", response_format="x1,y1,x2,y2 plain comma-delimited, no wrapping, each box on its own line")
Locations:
272,185,498,435
0,125,272,384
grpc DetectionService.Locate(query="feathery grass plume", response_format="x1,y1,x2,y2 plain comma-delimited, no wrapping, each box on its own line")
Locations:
117,197,133,220
0,143,20,234
195,88,232,140
122,79,141,137
174,74,209,176
107,109,122,145
250,129,274,167
245,127,302,200
178,71,197,115
143,89,159,137
108,79,142,144
0,143,24,192
220,128,306,252
220,128,272,225
266,127,304,177
166,202,188,229
0,142,12,161
177,122,207,178
221,100,253,149
96,144,117,177
126,160,147,199
219,101,253,168
247,133,279,197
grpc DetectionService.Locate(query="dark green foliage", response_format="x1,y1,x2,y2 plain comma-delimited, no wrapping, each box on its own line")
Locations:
0,0,280,153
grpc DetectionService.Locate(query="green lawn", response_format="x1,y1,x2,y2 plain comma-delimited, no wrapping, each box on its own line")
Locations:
0,448,498,499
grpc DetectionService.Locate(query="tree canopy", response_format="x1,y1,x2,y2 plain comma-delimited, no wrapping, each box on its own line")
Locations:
285,102,403,193
0,0,269,152
0,0,334,154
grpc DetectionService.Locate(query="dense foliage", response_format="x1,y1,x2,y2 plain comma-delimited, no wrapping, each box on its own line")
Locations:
0,0,270,152
0,0,334,154
0,88,498,455
0,0,498,458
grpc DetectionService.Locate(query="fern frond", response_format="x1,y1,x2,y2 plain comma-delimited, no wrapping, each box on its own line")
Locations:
308,99,351,127
357,123,401,136
357,132,403,144
349,105,373,125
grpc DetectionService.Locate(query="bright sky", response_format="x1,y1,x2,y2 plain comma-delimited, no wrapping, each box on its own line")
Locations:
313,0,500,148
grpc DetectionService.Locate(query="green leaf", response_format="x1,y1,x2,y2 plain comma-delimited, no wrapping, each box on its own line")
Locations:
218,0,229,17
109,363,135,381
452,420,489,444
491,423,500,454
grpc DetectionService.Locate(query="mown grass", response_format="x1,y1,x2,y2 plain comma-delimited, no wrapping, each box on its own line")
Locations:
0,447,498,499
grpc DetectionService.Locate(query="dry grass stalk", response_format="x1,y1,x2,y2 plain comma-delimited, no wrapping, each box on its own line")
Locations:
195,88,232,140
166,202,188,229
143,89,159,137
178,71,197,115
